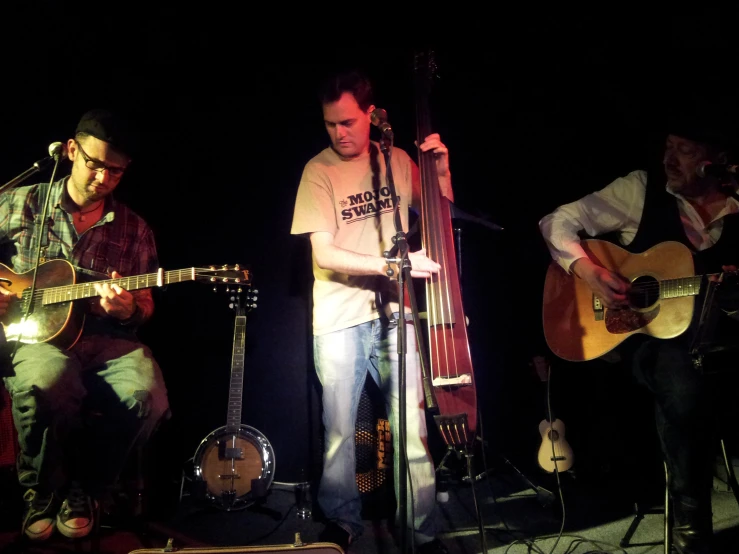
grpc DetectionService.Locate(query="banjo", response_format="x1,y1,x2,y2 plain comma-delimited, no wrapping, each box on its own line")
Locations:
192,279,275,510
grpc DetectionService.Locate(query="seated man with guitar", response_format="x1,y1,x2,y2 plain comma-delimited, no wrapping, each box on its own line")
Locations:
0,109,170,541
539,110,739,554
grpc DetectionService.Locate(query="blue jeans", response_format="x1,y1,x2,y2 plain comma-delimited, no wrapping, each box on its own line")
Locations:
2,334,169,498
313,315,438,542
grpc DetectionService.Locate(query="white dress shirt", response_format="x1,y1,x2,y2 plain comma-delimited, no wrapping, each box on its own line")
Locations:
539,169,739,273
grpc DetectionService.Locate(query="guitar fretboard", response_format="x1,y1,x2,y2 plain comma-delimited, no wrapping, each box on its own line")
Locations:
660,275,702,299
41,269,196,305
226,315,247,432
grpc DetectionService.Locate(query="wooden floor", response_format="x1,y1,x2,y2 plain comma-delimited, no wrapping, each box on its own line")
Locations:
1,459,739,554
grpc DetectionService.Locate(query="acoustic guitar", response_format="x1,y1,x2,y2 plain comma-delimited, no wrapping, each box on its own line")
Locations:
531,356,573,473
541,239,724,362
192,281,276,511
0,259,249,350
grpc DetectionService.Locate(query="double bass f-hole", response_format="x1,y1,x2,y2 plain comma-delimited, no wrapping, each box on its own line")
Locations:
414,50,478,450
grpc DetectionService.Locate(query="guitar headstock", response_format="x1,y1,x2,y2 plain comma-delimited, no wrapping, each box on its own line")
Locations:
413,49,440,86
227,282,258,317
195,265,251,287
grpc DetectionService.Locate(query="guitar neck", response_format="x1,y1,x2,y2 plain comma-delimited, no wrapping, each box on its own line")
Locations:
41,269,196,305
226,314,247,432
660,275,703,299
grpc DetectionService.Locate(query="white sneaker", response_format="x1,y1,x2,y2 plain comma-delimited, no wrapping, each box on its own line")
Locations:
56,483,97,539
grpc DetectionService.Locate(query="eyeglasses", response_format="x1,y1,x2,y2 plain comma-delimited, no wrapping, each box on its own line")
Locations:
74,140,127,178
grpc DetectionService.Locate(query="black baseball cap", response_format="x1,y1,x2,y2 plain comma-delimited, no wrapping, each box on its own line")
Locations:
75,108,137,158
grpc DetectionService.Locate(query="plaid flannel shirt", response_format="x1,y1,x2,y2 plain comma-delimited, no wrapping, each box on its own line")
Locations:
0,176,158,333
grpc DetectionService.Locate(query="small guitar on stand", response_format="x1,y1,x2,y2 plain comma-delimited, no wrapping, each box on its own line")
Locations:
532,355,574,473
192,279,276,511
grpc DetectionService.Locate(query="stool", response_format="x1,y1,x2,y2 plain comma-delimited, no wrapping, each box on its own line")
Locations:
619,461,671,553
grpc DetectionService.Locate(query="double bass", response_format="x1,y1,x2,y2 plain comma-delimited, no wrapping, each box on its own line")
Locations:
413,50,479,451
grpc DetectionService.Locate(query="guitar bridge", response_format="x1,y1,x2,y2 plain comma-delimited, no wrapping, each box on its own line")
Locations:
592,295,604,321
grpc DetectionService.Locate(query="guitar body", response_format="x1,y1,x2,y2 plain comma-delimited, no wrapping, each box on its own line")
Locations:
542,239,696,361
537,418,573,473
193,424,275,511
0,260,84,349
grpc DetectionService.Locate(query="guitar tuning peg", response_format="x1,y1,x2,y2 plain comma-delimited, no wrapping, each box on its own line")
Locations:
234,264,240,270
252,289,259,294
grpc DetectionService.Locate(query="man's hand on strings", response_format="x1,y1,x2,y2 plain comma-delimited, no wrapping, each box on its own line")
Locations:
417,133,450,179
93,270,137,320
406,248,441,278
572,257,630,309
709,264,738,282
710,265,739,312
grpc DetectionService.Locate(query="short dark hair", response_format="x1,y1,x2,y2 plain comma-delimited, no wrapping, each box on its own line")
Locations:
318,70,374,111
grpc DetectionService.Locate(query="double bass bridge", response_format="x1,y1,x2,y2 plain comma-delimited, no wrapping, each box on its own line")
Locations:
432,374,473,387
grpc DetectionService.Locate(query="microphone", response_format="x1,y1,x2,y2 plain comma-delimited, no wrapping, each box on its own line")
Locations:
48,141,66,158
370,108,393,138
31,142,66,171
697,161,739,179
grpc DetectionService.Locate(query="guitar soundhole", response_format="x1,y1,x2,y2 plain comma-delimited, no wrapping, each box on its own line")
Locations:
628,275,659,309
548,430,560,441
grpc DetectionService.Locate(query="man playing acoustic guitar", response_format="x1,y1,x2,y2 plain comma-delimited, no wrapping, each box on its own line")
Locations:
539,108,739,554
0,109,170,542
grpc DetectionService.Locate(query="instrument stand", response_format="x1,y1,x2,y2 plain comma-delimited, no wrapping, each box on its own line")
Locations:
429,224,552,550
437,434,554,505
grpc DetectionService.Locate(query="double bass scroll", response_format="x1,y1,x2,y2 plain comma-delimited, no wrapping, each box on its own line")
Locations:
414,49,478,450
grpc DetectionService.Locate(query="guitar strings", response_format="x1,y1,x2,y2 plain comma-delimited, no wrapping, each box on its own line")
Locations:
23,268,244,303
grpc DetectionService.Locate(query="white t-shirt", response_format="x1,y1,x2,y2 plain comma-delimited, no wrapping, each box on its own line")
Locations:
291,142,418,336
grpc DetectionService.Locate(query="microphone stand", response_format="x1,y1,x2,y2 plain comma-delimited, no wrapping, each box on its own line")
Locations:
0,155,55,195
1,150,64,357
378,130,426,554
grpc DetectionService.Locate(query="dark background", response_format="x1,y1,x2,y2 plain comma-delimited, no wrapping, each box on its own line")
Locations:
2,8,739,508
